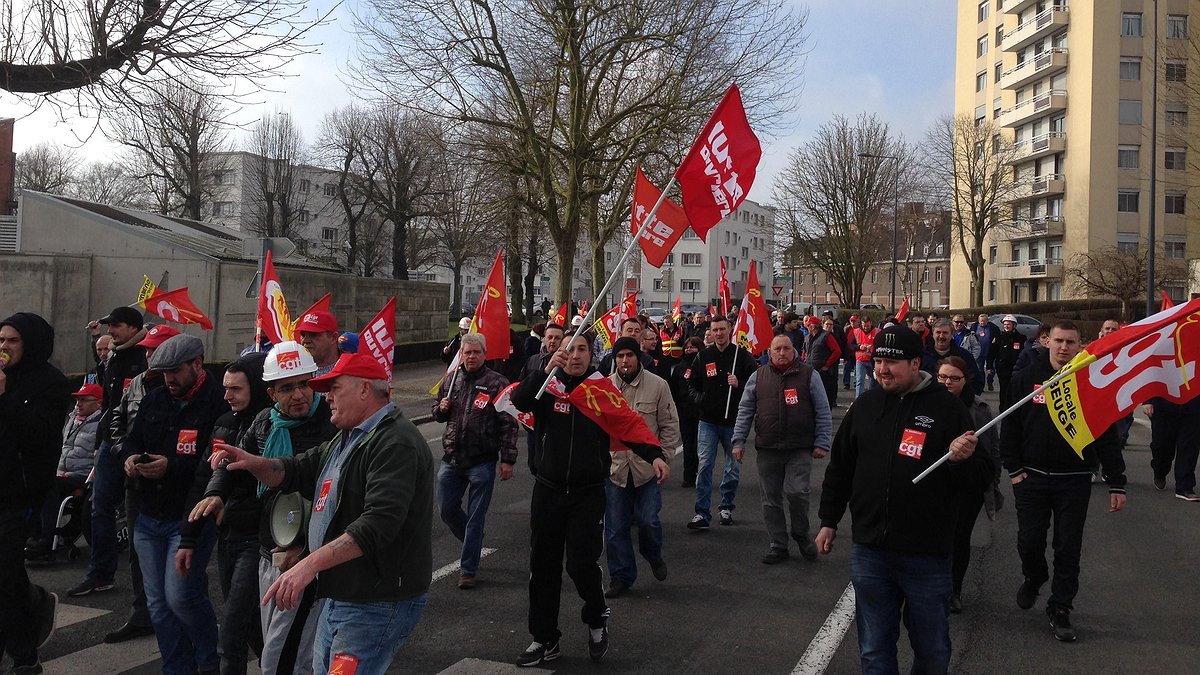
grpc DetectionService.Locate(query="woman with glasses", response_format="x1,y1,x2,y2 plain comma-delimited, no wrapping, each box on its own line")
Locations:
936,355,1000,614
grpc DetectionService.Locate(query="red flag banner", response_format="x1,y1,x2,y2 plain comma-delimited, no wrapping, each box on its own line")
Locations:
144,287,214,330
1161,290,1175,312
471,251,512,359
718,257,732,314
594,292,639,349
359,297,396,380
551,303,569,327
671,297,683,324
578,301,589,317
256,250,291,345
896,296,911,323
545,371,663,454
710,305,718,318
1046,299,1200,457
494,382,535,431
630,166,690,268
291,293,332,341
673,83,762,241
733,263,773,356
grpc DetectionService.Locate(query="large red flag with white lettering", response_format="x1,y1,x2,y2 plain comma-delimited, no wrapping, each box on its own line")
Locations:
359,297,396,379
674,83,762,242
630,166,690,268
733,263,773,356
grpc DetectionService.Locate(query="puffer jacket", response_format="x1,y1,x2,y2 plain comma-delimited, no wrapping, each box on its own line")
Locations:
57,409,101,480
97,329,147,446
433,364,518,469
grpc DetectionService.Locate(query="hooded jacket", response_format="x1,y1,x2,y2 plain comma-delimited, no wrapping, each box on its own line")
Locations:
0,312,72,509
818,372,994,555
98,327,148,446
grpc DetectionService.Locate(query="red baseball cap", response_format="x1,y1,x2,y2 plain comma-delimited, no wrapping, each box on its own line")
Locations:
138,324,181,349
307,353,389,392
296,310,338,334
71,383,103,399
850,314,859,321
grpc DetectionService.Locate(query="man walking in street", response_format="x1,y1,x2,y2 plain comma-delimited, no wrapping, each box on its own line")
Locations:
1145,396,1200,501
296,310,340,377
604,337,678,598
816,325,990,673
974,313,1000,392
951,314,981,361
434,333,518,589
1001,320,1127,642
734,335,831,564
685,315,757,529
990,315,1025,411
921,319,984,395
849,316,879,398
842,314,860,391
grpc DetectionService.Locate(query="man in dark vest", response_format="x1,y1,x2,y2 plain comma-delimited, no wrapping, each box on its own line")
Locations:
732,335,832,563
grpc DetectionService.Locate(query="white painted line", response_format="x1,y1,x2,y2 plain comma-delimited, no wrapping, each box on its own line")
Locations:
43,633,160,673
437,657,534,674
432,548,497,582
56,602,111,629
792,583,856,675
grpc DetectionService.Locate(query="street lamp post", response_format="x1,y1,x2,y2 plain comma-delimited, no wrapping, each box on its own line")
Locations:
859,153,901,314
1146,0,1160,317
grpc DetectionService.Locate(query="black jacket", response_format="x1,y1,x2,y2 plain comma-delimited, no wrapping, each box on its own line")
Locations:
920,343,985,395
512,367,663,490
433,365,518,468
990,329,1025,373
685,343,758,426
818,373,993,555
0,313,72,510
98,331,147,446
669,354,700,421
999,350,1126,493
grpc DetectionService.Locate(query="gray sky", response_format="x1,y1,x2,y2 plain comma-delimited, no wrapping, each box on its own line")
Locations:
3,0,955,204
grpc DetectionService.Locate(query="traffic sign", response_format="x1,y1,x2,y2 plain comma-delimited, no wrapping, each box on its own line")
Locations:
771,285,784,297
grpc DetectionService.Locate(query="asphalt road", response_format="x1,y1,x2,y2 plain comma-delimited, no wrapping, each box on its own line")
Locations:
14,384,1200,674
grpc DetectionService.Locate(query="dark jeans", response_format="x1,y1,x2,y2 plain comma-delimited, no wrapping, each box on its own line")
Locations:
88,441,123,582
528,482,608,644
951,489,985,595
850,544,952,675
217,536,264,675
0,509,50,667
997,369,1014,411
679,416,698,484
1150,408,1200,492
818,368,838,406
1013,472,1091,611
975,355,994,387
38,475,86,545
437,461,498,577
842,358,853,388
604,479,663,587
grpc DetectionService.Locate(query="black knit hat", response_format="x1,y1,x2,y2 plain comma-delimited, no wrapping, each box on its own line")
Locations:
871,326,923,361
612,336,641,356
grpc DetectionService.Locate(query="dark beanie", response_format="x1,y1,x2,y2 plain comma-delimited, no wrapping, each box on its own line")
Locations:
612,336,641,356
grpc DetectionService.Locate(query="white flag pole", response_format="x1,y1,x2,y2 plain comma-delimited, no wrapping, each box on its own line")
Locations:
535,176,678,400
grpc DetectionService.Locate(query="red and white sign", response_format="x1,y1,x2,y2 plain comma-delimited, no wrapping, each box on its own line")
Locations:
553,400,571,415
784,387,799,406
897,428,926,459
706,362,718,378
1032,384,1046,405
176,429,198,456
473,391,491,410
277,350,302,371
631,167,689,269
314,479,333,512
359,297,397,380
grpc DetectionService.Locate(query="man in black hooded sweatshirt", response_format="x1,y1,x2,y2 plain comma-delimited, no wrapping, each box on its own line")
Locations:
0,312,72,674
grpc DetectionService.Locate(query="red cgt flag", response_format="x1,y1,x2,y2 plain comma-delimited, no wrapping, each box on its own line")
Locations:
471,251,512,359
551,303,569,327
674,83,762,242
144,287,214,330
630,166,690,268
733,263,773,356
546,371,663,454
896,296,911,323
671,297,683,324
290,293,332,341
1161,290,1175,312
718,257,732,314
359,297,396,380
256,250,291,345
594,292,639,349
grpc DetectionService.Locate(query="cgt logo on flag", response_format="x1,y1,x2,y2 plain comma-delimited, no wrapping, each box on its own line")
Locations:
1032,384,1046,405
897,428,926,459
176,429,198,456
277,350,301,371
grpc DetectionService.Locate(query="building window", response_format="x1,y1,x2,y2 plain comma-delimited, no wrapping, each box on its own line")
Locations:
682,229,699,240
1117,190,1140,212
974,104,986,126
1119,58,1141,81
212,170,233,185
1011,243,1022,262
1166,61,1187,82
1167,14,1188,38
976,71,987,92
1118,145,1140,168
297,210,311,223
1166,193,1186,214
212,201,234,216
811,272,818,284
994,62,1003,83
988,280,997,301
681,253,702,266
904,270,912,283
681,279,701,292
298,179,310,193
977,36,988,57
1116,233,1141,254
1166,105,1188,126
935,267,944,283
1165,147,1187,169
323,183,337,196
1122,12,1143,37
870,269,878,284
741,246,749,258
920,269,929,283
1165,239,1187,258
1119,100,1142,125
652,278,666,291
978,1,989,22
321,227,338,241
989,245,997,264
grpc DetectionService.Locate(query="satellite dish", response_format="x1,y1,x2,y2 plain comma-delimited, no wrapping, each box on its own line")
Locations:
268,491,309,549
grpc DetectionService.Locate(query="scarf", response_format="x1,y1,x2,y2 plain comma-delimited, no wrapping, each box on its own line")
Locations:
259,393,322,497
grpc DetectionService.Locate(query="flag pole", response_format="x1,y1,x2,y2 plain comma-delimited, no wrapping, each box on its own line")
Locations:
912,367,1076,484
725,342,740,418
535,176,678,400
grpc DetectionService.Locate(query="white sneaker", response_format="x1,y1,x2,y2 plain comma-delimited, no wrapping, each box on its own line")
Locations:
719,509,733,526
687,514,710,530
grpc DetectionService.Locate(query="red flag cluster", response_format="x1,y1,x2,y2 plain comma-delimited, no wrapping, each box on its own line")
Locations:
595,292,639,349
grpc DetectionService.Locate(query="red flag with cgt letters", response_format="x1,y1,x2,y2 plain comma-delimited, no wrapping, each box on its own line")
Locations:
630,166,690,268
358,297,396,380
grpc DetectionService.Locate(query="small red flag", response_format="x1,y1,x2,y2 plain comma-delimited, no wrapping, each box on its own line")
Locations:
630,166,690,268
710,305,718,318
671,297,683,324
674,84,762,242
359,297,396,380
551,303,569,327
718,257,732,314
471,251,512,359
578,301,589,317
594,292,639,349
896,296,911,323
256,250,291,345
144,287,214,330
733,263,774,356
1161,290,1175,312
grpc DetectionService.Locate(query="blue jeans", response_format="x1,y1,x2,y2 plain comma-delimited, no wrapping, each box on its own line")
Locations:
604,478,663,586
855,361,875,398
88,441,121,582
694,421,738,520
134,514,219,675
842,358,854,388
312,595,428,675
850,544,952,675
436,461,497,577
975,355,994,387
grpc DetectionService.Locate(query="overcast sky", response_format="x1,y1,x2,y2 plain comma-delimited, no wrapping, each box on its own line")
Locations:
2,1,956,204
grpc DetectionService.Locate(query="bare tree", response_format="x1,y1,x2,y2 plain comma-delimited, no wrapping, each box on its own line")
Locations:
69,160,148,207
355,216,393,278
923,114,1022,307
351,0,808,304
0,0,328,110
246,109,308,239
1067,245,1192,322
316,105,378,273
772,114,910,309
14,141,77,193
425,157,500,316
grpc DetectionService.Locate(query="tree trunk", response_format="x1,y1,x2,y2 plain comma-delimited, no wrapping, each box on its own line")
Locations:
452,258,465,317
554,234,579,313
506,203,525,324
392,216,409,280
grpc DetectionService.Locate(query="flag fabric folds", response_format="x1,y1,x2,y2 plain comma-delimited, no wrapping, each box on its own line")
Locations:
359,297,396,380
494,382,535,431
141,285,214,330
1045,299,1200,458
471,251,512,360
718,258,732,314
671,297,683,324
733,263,773,356
896,296,911,323
551,303,569,327
630,166,690,268
673,83,762,242
550,372,662,454
256,250,291,345
594,292,639,350
1161,290,1175,311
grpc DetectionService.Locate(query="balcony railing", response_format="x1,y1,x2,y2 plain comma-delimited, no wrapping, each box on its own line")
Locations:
1011,132,1066,163
999,90,1068,128
1000,48,1068,90
993,258,1064,279
1007,215,1065,240
1002,7,1070,52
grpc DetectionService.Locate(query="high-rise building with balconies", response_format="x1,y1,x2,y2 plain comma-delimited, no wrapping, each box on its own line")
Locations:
952,0,1199,307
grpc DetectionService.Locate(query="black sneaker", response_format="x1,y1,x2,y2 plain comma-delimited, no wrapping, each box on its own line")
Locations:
1175,491,1200,502
604,580,630,599
12,663,44,675
718,509,734,526
36,591,58,649
687,514,709,530
67,577,114,597
588,626,609,662
1154,475,1167,491
651,559,669,581
515,640,560,667
1048,607,1076,642
103,621,155,644
1016,578,1041,610
950,593,963,614
761,547,789,564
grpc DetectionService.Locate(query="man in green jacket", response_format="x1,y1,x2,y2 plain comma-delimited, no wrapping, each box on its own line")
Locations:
210,352,433,675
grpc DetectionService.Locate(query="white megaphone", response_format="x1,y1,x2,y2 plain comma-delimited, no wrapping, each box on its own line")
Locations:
268,491,310,566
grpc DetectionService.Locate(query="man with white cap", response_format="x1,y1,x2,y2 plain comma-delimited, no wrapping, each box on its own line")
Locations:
443,317,472,365
210,353,433,674
989,315,1025,411
295,311,340,377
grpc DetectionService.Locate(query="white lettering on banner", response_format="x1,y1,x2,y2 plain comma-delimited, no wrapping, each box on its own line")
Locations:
1086,324,1198,408
696,121,746,217
635,205,674,248
155,300,181,322
362,317,395,367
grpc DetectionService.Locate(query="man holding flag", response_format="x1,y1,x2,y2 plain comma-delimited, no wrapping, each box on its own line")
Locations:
1001,320,1127,643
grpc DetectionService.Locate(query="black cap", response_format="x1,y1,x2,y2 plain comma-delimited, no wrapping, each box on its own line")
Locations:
612,336,641,356
871,326,923,361
821,310,834,317
99,306,144,329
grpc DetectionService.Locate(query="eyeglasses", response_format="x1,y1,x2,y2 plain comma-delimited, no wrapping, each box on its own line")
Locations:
952,320,965,324
936,374,965,383
272,380,312,396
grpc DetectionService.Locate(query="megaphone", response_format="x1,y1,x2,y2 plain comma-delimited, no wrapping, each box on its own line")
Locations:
268,491,310,551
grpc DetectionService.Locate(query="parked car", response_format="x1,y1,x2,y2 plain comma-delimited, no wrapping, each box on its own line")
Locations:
643,307,669,324
1009,313,1042,340
680,303,708,317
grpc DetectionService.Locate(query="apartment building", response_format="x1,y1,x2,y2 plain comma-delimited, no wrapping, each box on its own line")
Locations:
952,0,1199,306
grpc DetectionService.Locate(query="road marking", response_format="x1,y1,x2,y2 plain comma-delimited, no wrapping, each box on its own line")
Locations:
432,548,497,582
43,633,160,674
792,583,856,675
56,602,111,629
437,657,534,674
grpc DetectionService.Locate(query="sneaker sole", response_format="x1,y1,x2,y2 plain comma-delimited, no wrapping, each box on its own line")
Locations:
1049,621,1076,642
1175,494,1200,502
39,592,58,650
